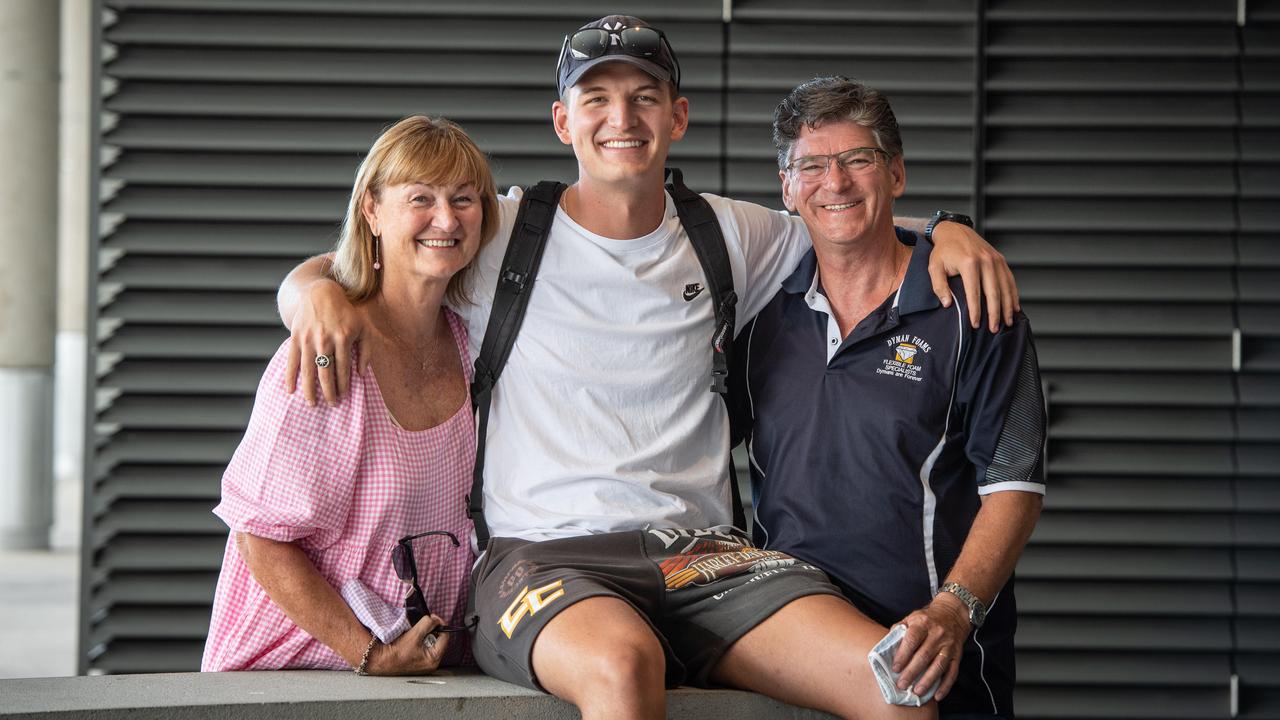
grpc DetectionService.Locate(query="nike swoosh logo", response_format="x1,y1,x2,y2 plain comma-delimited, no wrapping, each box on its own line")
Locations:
683,284,704,301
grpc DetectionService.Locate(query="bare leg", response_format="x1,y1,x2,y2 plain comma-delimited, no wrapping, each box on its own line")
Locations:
531,596,667,720
711,594,937,720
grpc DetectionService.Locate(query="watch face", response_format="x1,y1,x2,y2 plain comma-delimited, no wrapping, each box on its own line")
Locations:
971,605,986,628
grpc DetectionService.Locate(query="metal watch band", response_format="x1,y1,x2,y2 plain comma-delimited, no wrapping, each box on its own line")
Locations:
938,581,987,628
924,210,974,243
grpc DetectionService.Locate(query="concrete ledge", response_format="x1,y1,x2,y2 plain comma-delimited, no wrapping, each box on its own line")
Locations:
1,669,837,719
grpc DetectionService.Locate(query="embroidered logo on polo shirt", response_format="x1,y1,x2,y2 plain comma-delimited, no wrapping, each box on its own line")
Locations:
877,334,931,383
682,282,705,301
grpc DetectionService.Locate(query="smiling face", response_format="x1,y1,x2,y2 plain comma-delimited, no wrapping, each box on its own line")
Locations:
361,181,484,288
780,120,906,251
552,62,688,189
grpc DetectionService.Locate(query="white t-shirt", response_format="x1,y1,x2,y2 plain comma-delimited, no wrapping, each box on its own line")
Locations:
451,188,810,543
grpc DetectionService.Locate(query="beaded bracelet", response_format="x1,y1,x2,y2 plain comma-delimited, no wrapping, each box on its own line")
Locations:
354,634,379,676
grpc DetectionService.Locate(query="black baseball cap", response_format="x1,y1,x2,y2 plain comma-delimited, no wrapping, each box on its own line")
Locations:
556,15,681,97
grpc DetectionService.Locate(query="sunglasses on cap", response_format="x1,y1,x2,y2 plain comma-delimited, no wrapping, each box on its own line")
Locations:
556,25,682,90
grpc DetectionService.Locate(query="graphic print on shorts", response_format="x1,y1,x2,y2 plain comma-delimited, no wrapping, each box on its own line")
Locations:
647,529,799,591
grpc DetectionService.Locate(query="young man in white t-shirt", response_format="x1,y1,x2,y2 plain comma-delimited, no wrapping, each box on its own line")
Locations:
277,15,1017,720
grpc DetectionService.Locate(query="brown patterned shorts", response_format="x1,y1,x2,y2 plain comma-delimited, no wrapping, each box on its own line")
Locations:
467,528,842,690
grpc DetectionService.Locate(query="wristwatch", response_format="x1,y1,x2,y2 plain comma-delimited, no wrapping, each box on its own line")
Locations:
924,210,974,243
937,581,987,629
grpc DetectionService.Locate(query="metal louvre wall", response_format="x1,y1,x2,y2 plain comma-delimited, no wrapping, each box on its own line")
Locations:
85,2,1275,715
983,0,1249,718
726,0,979,216
1239,2,1280,717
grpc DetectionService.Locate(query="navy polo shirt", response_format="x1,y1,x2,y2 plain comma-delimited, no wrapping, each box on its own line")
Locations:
732,228,1045,717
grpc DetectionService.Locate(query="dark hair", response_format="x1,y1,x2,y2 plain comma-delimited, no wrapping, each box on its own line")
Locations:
772,76,903,169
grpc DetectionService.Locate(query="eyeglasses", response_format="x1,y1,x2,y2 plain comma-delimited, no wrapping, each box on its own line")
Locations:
391,530,475,633
556,26,682,90
785,147,891,182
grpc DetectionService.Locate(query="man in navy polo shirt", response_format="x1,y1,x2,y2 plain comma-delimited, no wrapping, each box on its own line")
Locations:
733,76,1045,718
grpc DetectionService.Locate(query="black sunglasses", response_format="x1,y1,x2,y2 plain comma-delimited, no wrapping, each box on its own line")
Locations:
391,530,475,633
557,26,681,89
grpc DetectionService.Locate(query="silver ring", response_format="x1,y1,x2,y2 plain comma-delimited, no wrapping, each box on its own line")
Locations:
423,633,438,651
314,354,332,369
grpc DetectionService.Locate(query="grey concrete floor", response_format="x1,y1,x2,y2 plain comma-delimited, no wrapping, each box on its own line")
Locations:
0,476,80,679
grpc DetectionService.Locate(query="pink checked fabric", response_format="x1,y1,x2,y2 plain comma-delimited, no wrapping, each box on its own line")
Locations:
201,309,475,671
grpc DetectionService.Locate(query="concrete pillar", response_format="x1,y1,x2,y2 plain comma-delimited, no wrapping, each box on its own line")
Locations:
53,0,91,551
0,1,61,550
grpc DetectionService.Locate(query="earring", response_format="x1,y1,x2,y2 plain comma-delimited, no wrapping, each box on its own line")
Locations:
373,236,381,271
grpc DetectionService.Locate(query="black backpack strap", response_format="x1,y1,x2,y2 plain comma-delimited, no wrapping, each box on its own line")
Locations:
468,180,567,552
665,167,746,532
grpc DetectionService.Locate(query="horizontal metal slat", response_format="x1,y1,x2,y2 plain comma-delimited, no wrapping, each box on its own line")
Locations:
94,534,227,572
87,639,204,674
1044,476,1233,512
89,606,214,644
105,290,277,325
95,500,225,538
1032,511,1232,546
985,197,1237,232
1017,649,1230,686
1024,303,1232,337
1035,337,1232,372
103,256,304,290
987,23,1238,57
104,359,268,394
1049,439,1234,475
987,59,1238,91
732,0,972,23
105,81,724,124
106,0,725,19
1240,584,1280,617
1050,406,1233,442
101,325,287,358
985,162,1237,195
1239,409,1280,441
96,464,225,505
106,11,722,53
988,92,1239,127
1045,371,1234,406
105,220,337,256
107,143,721,188
91,571,219,606
95,430,246,468
1016,684,1230,720
1018,579,1232,616
108,47,723,90
1019,546,1231,581
1017,615,1232,651
996,233,1235,268
100,395,254,430
1239,548,1280,581
730,20,973,58
986,0,1235,23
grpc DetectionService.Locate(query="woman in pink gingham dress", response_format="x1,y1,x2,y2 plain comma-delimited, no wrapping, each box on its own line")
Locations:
201,116,501,675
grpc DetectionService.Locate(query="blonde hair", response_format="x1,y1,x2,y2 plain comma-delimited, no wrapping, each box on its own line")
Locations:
333,116,499,305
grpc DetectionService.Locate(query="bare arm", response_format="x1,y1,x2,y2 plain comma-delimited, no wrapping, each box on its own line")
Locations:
893,215,1019,333
277,253,369,406
236,532,449,675
891,491,1043,700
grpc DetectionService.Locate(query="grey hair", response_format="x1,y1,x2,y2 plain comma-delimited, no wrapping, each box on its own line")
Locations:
772,76,903,169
